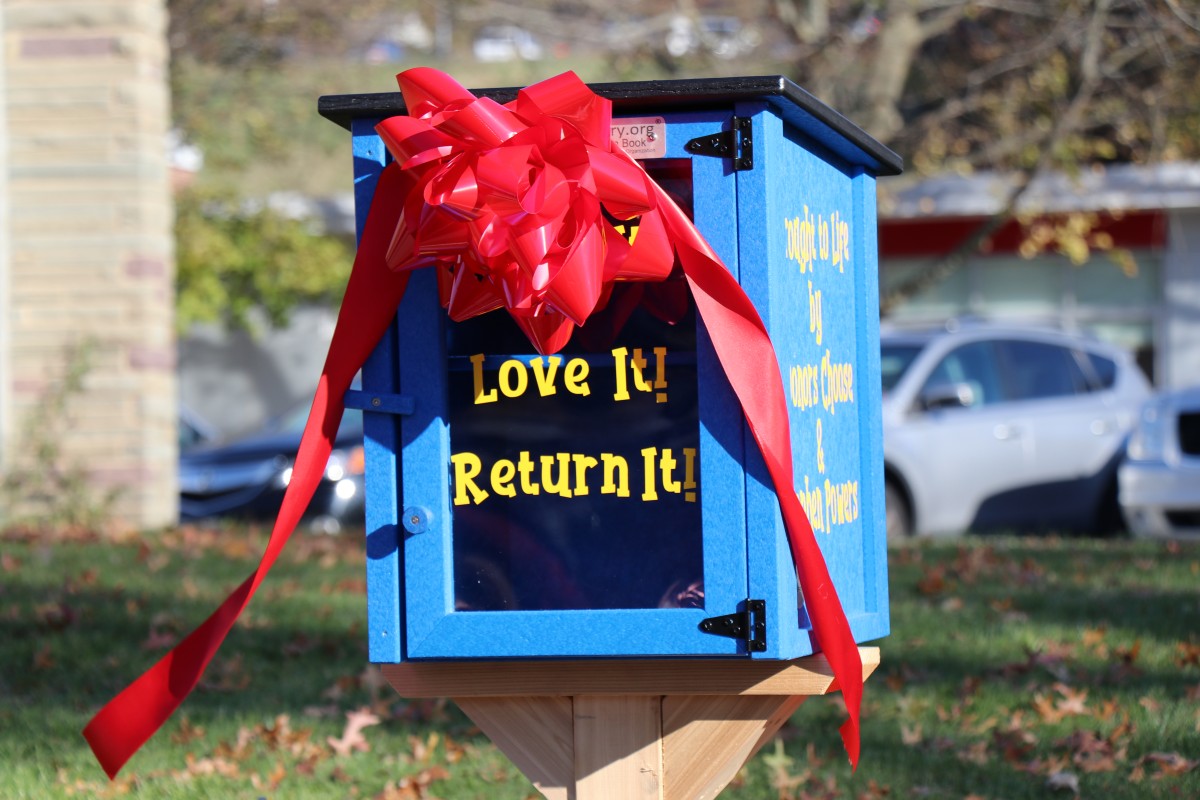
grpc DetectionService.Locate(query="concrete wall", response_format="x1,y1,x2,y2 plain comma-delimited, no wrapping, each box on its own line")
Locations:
2,0,176,529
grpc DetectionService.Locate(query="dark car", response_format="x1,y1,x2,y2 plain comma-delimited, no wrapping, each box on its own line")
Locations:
179,404,365,534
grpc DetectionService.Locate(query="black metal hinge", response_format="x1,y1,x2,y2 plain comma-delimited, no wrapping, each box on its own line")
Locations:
699,598,766,652
684,116,753,171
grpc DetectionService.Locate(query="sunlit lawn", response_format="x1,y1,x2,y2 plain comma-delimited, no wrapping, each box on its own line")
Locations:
2,525,1197,798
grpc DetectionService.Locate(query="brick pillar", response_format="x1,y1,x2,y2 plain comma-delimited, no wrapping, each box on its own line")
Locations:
3,1,177,529
0,9,10,468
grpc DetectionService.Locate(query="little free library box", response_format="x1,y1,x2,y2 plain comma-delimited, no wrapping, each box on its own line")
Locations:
319,76,901,666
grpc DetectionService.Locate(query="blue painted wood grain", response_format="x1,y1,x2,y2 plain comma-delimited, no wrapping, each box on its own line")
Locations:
352,118,404,662
738,105,890,658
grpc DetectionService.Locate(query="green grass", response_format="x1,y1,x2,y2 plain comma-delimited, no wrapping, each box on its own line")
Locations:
2,527,1197,798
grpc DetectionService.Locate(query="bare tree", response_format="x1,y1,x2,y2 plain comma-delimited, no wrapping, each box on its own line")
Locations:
768,1,1200,311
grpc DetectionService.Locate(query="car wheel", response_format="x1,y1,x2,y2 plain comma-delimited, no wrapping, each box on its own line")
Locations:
1092,480,1125,537
885,480,912,542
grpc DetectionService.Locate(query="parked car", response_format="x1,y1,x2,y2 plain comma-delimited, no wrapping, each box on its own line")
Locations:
179,405,217,452
179,404,365,534
472,25,543,62
664,15,759,59
1118,386,1200,539
880,323,1150,539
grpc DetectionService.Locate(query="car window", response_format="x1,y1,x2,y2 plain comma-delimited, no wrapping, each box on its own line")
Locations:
1083,351,1117,390
277,405,363,437
922,341,1005,406
880,343,924,392
997,339,1088,401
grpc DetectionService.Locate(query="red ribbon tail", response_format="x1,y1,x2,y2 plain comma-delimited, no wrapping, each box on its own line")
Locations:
662,196,864,770
85,67,868,777
82,163,411,779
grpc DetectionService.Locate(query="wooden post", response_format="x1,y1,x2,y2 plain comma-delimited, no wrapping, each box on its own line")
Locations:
385,647,880,800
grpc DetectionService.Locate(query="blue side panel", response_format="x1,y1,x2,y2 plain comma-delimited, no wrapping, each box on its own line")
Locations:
740,106,889,658
352,119,405,663
850,169,890,643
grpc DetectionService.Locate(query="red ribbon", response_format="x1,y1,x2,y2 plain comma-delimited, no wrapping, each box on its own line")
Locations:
84,69,862,777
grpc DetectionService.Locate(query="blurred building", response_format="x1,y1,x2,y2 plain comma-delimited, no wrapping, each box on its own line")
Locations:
878,163,1200,388
0,1,177,529
179,162,1200,437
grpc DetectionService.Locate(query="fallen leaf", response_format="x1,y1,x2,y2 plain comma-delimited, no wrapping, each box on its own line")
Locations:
407,731,440,765
940,596,964,612
762,739,807,794
328,707,382,757
140,627,178,651
170,717,206,745
1138,696,1161,713
956,740,989,765
1000,644,1072,682
250,760,288,793
200,653,251,692
1115,640,1141,664
993,727,1036,764
32,642,54,670
1055,684,1089,717
1033,683,1089,724
1138,751,1199,778
36,601,77,632
177,754,242,779
1176,641,1200,668
1055,727,1128,774
374,767,451,800
1081,626,1107,648
916,565,951,595
1094,699,1120,721
856,779,890,799
282,633,316,657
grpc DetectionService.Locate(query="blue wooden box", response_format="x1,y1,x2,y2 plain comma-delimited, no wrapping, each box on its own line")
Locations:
319,76,901,664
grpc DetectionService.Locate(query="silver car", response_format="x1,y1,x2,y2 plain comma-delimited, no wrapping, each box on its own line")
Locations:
881,323,1150,539
1118,386,1200,539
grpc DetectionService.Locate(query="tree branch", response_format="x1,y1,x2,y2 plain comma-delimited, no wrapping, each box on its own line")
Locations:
881,0,1114,314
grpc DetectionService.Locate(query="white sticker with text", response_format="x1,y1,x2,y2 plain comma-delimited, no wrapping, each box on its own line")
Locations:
610,116,666,159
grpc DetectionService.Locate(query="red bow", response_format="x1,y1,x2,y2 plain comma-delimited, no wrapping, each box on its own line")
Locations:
84,69,864,778
378,68,679,353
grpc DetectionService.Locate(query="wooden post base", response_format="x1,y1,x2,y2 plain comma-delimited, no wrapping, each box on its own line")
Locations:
382,646,879,800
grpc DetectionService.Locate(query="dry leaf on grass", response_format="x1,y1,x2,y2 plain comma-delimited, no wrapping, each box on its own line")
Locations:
1033,684,1088,724
328,707,383,756
169,717,206,745
1176,641,1200,668
374,767,451,799
1132,751,1199,780
140,627,178,651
